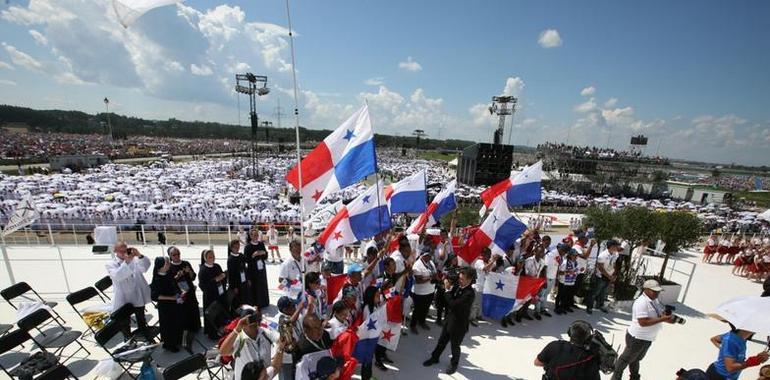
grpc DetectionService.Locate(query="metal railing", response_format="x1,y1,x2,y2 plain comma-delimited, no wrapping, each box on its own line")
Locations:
1,222,302,247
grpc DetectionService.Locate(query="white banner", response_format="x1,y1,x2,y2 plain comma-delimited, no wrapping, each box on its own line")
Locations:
2,194,38,237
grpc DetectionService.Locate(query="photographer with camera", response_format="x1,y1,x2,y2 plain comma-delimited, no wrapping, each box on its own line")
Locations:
220,307,279,380
105,242,151,339
611,279,676,380
534,320,602,380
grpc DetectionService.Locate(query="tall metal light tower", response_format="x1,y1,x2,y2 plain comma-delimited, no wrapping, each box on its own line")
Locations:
103,97,113,145
235,73,269,179
488,95,517,145
412,129,426,148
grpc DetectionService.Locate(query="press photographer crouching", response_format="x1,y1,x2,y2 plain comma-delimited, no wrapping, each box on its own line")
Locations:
612,279,678,380
535,320,617,380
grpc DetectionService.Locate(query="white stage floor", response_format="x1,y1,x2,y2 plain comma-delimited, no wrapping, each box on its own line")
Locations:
0,243,765,379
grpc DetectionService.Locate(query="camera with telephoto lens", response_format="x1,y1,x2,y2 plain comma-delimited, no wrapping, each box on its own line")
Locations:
664,305,686,325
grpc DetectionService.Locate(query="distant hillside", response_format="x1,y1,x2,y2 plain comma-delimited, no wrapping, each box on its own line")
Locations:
0,104,478,151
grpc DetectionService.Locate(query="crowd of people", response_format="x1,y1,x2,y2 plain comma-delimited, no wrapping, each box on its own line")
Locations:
102,216,770,380
537,142,671,165
0,130,251,162
703,234,770,283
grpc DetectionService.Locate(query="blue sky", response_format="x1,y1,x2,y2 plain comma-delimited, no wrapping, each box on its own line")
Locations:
1,0,769,165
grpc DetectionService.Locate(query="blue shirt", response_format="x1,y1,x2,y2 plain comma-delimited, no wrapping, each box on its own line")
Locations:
714,331,747,380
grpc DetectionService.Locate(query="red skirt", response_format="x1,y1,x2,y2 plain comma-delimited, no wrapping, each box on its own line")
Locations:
269,245,279,250
704,246,716,254
734,257,744,266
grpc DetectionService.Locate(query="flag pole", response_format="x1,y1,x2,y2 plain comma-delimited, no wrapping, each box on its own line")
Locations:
365,98,386,235
285,0,305,251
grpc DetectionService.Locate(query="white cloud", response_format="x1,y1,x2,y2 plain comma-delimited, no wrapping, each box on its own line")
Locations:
1,42,43,71
580,86,595,97
164,60,185,72
502,76,525,96
364,77,384,86
29,29,48,45
398,56,422,72
538,29,562,48
1,0,76,25
232,62,251,72
604,97,618,108
574,98,597,113
190,63,213,76
0,61,12,70
469,103,493,127
54,71,86,85
602,106,635,126
0,79,18,86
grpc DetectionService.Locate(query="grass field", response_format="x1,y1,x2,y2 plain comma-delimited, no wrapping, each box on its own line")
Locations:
734,190,770,208
418,151,457,162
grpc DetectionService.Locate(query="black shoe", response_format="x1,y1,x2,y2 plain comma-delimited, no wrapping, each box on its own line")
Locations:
515,314,522,323
555,309,564,315
163,345,179,353
382,355,394,364
374,361,388,371
423,358,439,367
541,310,552,317
410,324,419,335
446,365,458,375
419,322,431,331
566,307,575,313
522,312,533,321
469,319,479,327
600,307,609,313
534,313,542,321
501,317,509,327
586,308,593,314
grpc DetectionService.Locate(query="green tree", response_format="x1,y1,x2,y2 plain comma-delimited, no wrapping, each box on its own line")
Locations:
582,206,618,242
656,211,704,282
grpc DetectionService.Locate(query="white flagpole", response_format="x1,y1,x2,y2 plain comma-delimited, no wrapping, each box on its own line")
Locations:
285,0,305,251
365,98,387,234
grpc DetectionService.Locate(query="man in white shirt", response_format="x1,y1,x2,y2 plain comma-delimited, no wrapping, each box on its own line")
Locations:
522,244,548,320
545,242,567,306
390,239,412,274
611,279,674,380
279,240,305,292
585,239,621,314
323,246,345,275
471,249,494,324
220,307,279,380
105,241,151,337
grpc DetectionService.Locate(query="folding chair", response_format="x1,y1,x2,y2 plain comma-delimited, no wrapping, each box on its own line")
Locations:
36,364,77,380
162,353,211,380
94,319,155,380
1,282,65,324
93,276,112,300
0,329,34,378
17,309,90,363
65,287,108,342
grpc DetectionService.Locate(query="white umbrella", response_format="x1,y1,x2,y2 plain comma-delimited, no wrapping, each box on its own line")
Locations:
714,296,770,335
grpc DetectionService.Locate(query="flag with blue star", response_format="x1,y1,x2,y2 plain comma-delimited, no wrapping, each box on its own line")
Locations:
352,305,387,364
481,271,545,320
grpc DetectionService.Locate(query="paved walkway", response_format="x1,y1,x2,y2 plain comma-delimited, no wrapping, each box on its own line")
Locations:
0,244,765,379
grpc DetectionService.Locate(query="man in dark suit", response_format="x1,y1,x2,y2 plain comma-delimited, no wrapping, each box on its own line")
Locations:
423,267,476,375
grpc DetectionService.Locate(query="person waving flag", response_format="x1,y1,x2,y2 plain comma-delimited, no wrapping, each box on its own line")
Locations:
286,105,377,213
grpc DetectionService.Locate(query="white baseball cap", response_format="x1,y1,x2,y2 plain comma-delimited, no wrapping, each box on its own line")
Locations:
642,279,664,292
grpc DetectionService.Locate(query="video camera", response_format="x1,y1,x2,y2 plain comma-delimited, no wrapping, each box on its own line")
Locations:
664,305,686,325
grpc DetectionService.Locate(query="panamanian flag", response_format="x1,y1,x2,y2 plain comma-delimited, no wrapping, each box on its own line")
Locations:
479,161,543,215
406,179,457,234
482,271,546,320
317,180,391,255
286,105,377,213
458,198,527,264
384,170,427,213
352,305,387,364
